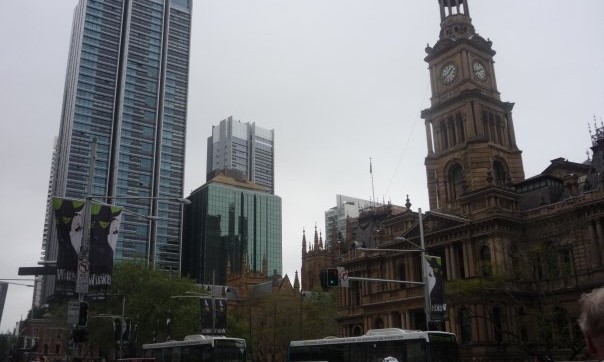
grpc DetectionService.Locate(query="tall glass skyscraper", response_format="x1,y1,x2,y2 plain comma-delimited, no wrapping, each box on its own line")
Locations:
44,0,191,298
206,116,275,194
181,176,282,285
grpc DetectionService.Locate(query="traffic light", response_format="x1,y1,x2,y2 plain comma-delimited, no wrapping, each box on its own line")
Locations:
327,268,339,287
78,301,89,327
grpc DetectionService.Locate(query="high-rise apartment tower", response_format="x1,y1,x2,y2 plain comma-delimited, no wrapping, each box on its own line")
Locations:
206,116,275,194
44,0,192,299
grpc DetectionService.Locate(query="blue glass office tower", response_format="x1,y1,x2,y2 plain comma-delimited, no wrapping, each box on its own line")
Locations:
45,0,191,298
182,176,282,285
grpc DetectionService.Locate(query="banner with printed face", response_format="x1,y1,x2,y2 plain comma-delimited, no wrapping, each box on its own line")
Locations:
54,198,86,296
214,298,228,334
425,255,446,321
0,282,8,326
53,198,122,296
200,297,214,334
200,297,228,334
89,202,123,290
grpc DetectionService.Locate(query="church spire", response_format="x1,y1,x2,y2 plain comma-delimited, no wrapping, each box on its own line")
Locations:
302,228,307,254
314,224,319,250
293,271,300,292
319,230,323,250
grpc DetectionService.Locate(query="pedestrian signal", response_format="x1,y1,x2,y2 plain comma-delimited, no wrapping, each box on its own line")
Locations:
327,268,339,287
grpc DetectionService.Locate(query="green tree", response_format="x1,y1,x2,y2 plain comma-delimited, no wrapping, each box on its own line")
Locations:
93,261,204,357
227,288,337,362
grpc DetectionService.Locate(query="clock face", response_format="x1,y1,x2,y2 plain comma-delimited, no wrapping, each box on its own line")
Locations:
472,60,487,81
440,62,457,85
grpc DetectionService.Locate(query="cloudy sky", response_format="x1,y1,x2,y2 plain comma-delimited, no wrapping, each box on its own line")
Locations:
1,0,603,332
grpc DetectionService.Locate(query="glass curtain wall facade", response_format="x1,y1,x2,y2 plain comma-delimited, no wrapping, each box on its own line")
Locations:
45,0,191,298
182,182,282,285
206,116,275,194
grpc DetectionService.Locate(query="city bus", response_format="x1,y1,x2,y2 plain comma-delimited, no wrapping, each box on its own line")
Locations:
288,328,459,362
141,334,246,362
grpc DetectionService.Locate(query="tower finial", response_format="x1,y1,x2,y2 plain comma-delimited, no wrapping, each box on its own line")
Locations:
405,194,412,210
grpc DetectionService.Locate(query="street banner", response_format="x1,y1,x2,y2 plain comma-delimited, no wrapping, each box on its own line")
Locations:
0,282,7,326
54,198,86,296
200,297,214,334
89,202,122,291
214,298,227,334
425,255,447,321
53,198,122,296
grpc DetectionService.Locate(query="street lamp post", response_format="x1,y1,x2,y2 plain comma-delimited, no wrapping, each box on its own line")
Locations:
418,207,430,330
349,207,431,330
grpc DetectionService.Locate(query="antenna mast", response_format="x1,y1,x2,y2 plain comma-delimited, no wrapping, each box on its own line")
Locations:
370,157,376,206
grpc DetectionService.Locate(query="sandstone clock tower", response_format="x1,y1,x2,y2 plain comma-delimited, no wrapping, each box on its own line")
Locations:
422,0,525,214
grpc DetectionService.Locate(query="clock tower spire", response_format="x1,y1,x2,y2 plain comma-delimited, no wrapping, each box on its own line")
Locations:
422,0,525,214
437,0,474,41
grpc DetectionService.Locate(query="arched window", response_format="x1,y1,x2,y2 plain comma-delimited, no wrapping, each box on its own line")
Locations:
459,307,472,344
480,245,492,277
448,164,464,201
493,160,507,186
441,122,449,149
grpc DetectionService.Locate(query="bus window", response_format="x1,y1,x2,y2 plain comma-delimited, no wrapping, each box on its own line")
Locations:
348,342,365,362
366,341,404,362
406,340,426,361
213,339,246,362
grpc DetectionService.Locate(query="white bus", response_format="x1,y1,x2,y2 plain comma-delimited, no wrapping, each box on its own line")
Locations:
141,334,246,362
288,328,459,362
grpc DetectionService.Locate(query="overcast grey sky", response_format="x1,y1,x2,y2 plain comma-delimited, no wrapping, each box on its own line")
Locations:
1,0,603,332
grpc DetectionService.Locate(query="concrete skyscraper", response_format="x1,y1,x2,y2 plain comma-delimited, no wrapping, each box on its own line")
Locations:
43,0,192,299
206,116,275,194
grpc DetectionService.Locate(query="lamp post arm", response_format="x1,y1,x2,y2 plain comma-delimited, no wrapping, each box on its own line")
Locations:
356,247,423,253
88,195,191,204
347,277,425,286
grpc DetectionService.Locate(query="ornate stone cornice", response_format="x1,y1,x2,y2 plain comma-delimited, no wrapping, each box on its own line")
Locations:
425,34,495,62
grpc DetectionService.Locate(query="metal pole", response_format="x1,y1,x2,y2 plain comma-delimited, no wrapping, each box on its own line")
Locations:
419,207,430,330
121,317,126,358
346,276,425,286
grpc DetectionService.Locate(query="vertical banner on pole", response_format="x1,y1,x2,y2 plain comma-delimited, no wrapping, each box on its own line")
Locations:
89,202,122,293
214,298,228,334
54,198,86,297
200,297,214,334
424,255,446,321
54,198,122,296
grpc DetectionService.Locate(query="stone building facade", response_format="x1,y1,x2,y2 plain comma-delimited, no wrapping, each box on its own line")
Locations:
300,0,604,360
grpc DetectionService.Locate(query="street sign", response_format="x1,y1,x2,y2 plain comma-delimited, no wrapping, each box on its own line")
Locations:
76,260,90,294
338,266,349,288
68,300,80,325
18,266,56,276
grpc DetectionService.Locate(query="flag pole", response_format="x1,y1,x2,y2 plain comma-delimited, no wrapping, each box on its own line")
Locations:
370,157,375,206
